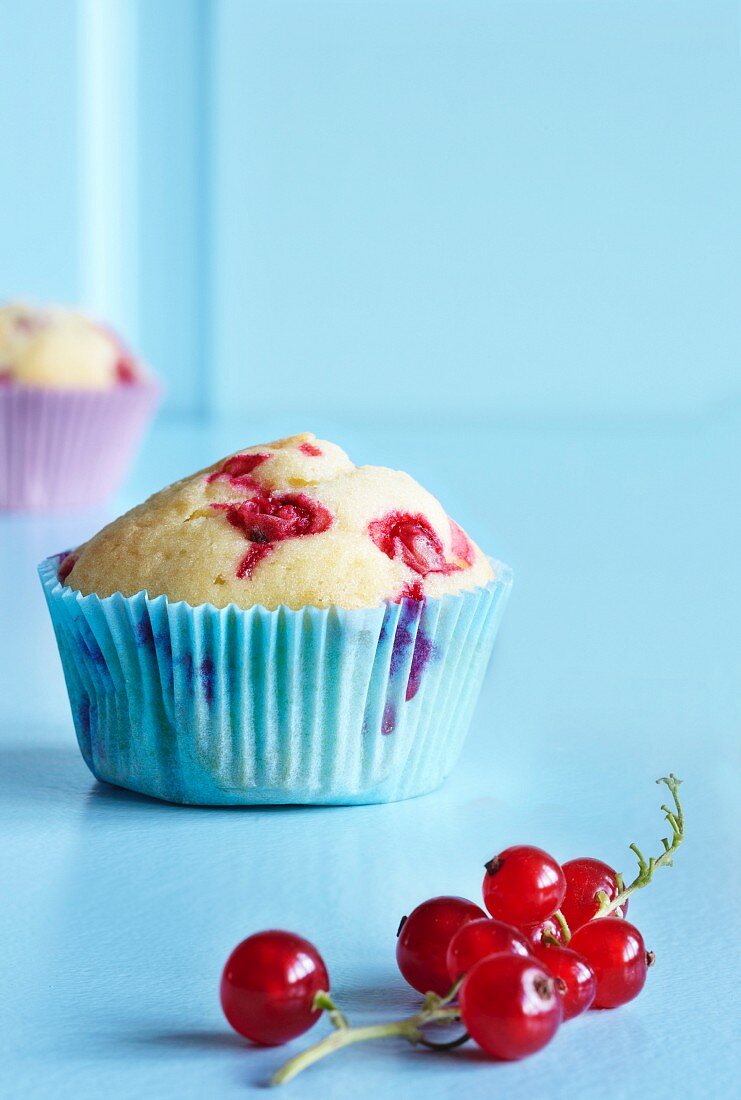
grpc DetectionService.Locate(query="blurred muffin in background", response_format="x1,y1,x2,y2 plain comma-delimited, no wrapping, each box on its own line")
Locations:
0,301,159,510
0,301,144,389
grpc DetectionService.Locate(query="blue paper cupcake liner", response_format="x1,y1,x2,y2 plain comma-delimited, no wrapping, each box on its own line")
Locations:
39,554,513,805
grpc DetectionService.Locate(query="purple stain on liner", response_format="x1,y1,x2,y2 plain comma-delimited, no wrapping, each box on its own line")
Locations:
389,599,422,680
178,653,194,691
77,699,91,738
387,597,435,701
135,615,155,648
381,702,397,735
406,630,435,701
153,628,174,689
83,633,107,667
199,657,216,706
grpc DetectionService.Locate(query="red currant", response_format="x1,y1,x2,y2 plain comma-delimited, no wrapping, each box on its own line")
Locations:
530,942,597,1020
396,896,485,995
459,953,563,1059
482,846,566,926
446,917,531,981
220,930,329,1045
522,917,567,947
569,919,650,1008
561,857,628,931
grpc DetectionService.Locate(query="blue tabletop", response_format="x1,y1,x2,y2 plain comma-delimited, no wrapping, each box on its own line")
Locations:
1,413,738,1099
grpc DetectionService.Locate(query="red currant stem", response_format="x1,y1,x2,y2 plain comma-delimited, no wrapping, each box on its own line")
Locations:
270,999,462,1086
552,909,572,944
313,991,348,1030
595,774,684,918
433,975,464,1007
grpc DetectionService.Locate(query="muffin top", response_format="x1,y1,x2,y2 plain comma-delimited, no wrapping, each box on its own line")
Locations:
0,301,145,389
60,433,496,611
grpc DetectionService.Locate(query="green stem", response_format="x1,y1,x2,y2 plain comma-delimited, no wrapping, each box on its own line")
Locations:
596,774,684,918
552,908,572,944
270,1002,462,1086
313,991,348,1030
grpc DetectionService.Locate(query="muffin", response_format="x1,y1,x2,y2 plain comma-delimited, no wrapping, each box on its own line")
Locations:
40,433,512,805
0,301,158,510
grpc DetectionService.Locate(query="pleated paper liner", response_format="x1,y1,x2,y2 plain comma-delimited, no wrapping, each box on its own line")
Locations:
39,554,513,805
0,382,159,511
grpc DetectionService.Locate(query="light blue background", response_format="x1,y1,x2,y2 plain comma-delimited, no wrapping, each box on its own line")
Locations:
1,0,740,418
2,417,739,1099
1,3,740,1099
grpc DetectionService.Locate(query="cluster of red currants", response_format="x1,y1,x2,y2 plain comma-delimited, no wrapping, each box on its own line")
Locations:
220,774,682,1086
396,848,648,1060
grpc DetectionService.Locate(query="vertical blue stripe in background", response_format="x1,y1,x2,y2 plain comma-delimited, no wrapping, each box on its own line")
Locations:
0,1,82,304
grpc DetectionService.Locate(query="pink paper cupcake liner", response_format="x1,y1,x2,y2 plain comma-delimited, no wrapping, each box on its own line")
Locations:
0,382,159,511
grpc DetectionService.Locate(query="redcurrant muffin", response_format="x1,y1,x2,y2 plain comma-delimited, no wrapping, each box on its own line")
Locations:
0,300,158,510
40,433,512,805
